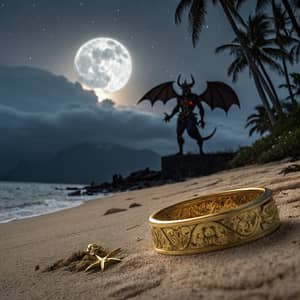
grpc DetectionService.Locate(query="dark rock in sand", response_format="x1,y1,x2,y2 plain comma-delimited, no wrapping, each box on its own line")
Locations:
81,168,168,195
68,190,81,196
279,164,300,175
129,203,142,208
103,208,127,215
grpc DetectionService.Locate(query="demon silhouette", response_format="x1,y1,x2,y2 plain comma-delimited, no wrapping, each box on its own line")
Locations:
138,75,240,155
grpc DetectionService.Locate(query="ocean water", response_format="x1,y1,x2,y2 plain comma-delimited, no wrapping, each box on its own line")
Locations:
0,181,106,223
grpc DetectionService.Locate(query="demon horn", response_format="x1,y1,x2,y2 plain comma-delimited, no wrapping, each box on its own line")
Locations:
188,74,195,87
177,74,183,87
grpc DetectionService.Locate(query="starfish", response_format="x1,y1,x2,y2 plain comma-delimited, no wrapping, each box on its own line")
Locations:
85,248,122,272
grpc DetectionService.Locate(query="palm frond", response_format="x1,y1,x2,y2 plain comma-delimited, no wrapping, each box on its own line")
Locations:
248,126,258,136
215,43,240,55
188,0,207,46
257,51,284,74
256,0,271,12
245,105,271,136
290,43,300,62
261,47,289,60
227,55,247,82
279,83,290,89
246,119,261,127
246,112,260,118
235,0,248,10
175,0,193,24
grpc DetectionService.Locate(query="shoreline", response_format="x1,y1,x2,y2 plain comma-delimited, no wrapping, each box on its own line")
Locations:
1,160,299,299
0,198,86,224
0,180,114,224
0,192,113,225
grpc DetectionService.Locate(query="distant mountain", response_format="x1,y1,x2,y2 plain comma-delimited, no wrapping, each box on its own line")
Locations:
3,142,160,184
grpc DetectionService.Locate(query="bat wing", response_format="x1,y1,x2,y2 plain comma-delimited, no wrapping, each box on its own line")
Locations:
137,81,178,106
199,81,240,112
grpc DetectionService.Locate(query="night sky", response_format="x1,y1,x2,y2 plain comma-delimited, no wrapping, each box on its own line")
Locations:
0,0,288,174
1,0,255,104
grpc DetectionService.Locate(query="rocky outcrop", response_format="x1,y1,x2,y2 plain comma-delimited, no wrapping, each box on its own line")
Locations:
67,167,182,196
161,152,236,179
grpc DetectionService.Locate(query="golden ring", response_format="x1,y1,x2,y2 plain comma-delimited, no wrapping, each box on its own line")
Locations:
149,188,280,255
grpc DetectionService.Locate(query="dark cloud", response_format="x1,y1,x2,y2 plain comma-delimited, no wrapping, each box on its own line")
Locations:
0,65,98,112
0,66,253,174
0,66,169,173
99,98,116,109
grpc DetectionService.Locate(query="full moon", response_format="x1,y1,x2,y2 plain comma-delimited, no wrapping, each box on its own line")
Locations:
74,38,132,93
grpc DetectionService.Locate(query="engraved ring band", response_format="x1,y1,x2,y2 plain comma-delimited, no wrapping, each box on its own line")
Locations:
149,188,280,255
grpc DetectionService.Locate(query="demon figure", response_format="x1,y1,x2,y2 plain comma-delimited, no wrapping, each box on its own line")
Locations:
137,75,240,155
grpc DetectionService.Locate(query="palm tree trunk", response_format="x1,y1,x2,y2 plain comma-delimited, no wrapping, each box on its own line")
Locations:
253,75,275,125
282,56,297,105
219,0,276,125
271,0,296,106
258,72,282,115
282,0,300,39
256,59,283,114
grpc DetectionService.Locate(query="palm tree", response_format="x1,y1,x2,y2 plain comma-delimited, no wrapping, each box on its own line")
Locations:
254,0,300,39
279,72,300,102
271,0,299,105
281,99,298,113
245,105,273,136
215,39,247,83
245,13,284,112
215,13,284,114
290,36,300,65
282,0,300,39
175,0,276,125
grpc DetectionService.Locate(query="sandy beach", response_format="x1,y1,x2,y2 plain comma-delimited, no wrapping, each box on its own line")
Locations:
1,160,300,300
